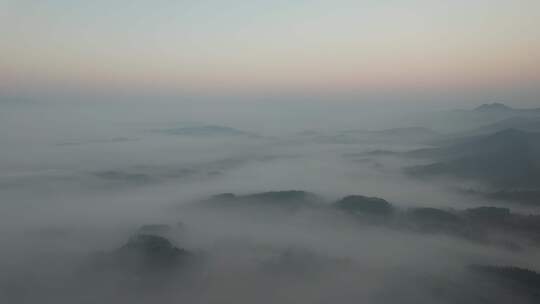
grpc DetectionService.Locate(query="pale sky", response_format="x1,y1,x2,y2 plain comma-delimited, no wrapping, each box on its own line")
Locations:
2,0,540,95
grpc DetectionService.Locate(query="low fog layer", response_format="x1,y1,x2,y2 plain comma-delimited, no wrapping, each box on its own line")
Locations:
1,98,540,303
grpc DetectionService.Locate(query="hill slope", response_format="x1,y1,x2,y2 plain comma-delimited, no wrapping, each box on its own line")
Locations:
407,129,540,188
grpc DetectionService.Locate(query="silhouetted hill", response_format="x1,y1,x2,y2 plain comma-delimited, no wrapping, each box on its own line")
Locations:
193,190,540,249
406,129,540,188
474,103,540,113
474,103,513,112
464,117,540,136
405,103,540,133
334,195,394,215
470,265,540,299
465,207,511,221
91,234,195,277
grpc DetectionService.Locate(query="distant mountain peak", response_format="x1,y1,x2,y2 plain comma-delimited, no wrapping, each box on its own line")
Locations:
474,103,513,112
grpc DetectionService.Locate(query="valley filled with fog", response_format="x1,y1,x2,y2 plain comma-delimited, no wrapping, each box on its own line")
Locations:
1,99,540,303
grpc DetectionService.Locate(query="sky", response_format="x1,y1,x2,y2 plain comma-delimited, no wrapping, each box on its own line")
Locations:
1,0,540,100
